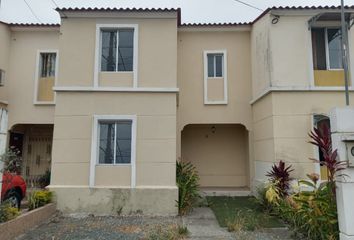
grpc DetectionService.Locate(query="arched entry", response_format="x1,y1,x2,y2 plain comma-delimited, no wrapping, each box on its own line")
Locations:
181,124,249,188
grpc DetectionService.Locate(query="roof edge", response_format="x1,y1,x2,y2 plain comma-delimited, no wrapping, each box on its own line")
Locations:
55,7,180,12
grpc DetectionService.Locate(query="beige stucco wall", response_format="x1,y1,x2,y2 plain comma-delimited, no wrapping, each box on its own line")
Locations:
6,29,59,128
251,14,272,98
182,124,248,187
253,91,354,183
58,17,177,88
0,23,11,103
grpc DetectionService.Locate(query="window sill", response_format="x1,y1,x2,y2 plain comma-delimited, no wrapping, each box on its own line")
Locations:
33,101,55,106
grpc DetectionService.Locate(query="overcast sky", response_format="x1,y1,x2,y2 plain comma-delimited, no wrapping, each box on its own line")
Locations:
1,0,354,24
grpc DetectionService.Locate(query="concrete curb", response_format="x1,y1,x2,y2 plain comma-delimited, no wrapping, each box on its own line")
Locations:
0,203,56,240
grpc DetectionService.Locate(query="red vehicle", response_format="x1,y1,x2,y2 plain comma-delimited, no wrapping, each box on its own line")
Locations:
1,172,26,209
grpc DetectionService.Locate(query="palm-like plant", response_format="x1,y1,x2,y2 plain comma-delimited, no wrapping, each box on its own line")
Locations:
266,160,294,197
309,124,347,198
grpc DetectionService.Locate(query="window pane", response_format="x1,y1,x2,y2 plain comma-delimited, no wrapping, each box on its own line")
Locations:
101,30,117,71
328,29,343,69
118,29,134,71
215,55,223,77
40,53,56,77
207,54,214,77
311,28,327,70
98,122,115,164
115,121,132,164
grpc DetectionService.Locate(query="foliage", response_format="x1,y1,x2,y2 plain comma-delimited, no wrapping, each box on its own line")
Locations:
0,200,20,223
265,181,281,205
38,170,51,188
273,176,339,240
309,124,347,198
266,160,293,197
207,196,284,230
0,147,22,174
146,224,188,240
176,161,200,215
28,190,52,210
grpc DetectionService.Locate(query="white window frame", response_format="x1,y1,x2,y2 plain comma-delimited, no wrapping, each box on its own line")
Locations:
321,28,343,71
90,115,137,188
94,24,139,88
33,50,59,105
207,53,224,78
203,50,228,105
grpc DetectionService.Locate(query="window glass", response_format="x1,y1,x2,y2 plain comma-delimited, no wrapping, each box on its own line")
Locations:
101,30,117,71
118,29,134,71
311,28,327,70
115,121,132,164
98,122,115,164
207,54,214,77
327,29,343,69
207,54,223,77
98,120,132,164
215,55,223,77
40,53,56,77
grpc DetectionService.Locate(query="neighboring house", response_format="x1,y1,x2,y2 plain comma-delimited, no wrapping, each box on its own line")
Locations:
0,5,353,215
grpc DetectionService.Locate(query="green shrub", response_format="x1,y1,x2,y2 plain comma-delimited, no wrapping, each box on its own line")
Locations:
38,170,51,188
0,201,20,223
28,190,52,210
146,224,188,240
271,177,339,240
176,161,200,215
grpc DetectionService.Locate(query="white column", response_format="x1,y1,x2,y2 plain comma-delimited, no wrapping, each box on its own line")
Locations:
0,108,8,200
330,107,354,240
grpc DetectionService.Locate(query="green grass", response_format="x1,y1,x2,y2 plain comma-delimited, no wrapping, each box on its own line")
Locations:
207,196,285,230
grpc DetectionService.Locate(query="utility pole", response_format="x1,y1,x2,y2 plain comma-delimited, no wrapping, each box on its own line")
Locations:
341,0,350,106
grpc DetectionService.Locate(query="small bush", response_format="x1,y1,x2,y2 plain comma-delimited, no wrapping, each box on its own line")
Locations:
176,161,200,215
146,224,188,240
0,201,20,223
28,190,52,210
266,160,293,197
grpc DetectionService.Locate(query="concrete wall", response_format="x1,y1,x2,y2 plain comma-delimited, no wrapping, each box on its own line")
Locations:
181,124,249,187
253,91,354,183
0,23,11,103
6,29,59,128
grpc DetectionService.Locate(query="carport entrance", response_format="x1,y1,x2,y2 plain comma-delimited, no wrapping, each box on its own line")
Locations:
181,124,249,188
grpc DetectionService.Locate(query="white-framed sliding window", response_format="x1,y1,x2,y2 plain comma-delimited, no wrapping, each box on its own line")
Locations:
33,50,58,105
203,50,228,105
90,115,137,188
94,24,139,88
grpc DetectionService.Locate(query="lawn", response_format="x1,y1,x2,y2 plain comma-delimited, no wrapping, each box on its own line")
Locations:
207,196,285,230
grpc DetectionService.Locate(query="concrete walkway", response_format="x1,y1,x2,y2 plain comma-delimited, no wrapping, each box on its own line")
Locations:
182,207,234,240
182,207,294,240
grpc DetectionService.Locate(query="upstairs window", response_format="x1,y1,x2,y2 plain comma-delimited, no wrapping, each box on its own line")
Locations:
312,28,343,70
35,51,57,103
98,120,132,164
207,53,224,77
100,29,134,72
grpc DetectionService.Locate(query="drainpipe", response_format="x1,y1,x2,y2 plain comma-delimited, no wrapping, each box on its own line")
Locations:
341,0,350,106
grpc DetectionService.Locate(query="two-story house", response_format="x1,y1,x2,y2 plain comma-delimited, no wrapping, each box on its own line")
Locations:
0,5,353,216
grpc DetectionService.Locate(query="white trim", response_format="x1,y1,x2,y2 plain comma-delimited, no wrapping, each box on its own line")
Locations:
203,50,228,105
90,115,137,188
53,86,179,93
250,85,354,105
94,24,139,88
33,50,58,105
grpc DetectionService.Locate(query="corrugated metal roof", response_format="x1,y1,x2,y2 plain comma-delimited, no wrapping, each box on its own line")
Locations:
180,22,251,27
7,23,60,27
55,7,179,12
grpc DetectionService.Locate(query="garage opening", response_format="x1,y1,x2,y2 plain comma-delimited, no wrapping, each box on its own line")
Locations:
181,124,249,189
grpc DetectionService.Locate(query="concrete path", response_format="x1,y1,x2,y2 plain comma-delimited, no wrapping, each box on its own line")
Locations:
182,207,234,240
182,207,294,240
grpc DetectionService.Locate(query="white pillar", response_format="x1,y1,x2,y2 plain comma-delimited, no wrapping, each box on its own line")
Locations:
0,108,8,200
330,107,354,240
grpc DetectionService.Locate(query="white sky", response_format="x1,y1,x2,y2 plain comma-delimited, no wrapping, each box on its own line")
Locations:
1,0,354,24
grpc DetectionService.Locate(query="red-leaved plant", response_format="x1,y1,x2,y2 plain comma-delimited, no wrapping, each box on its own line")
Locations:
309,124,348,198
266,160,294,197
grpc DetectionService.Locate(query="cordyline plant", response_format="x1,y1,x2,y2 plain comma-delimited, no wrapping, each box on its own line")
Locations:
309,124,348,198
266,160,294,197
